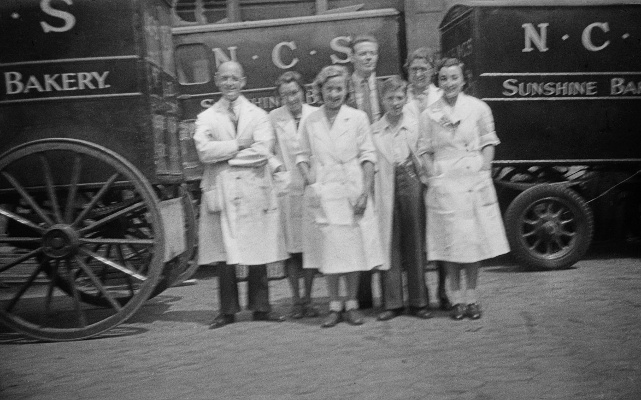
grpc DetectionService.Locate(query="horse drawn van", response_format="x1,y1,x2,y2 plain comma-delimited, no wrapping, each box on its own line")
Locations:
0,0,197,341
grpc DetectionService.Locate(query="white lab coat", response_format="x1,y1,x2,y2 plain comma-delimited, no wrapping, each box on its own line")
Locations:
194,96,287,266
270,104,323,270
296,105,384,274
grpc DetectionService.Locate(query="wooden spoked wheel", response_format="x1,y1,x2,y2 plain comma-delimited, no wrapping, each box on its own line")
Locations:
0,139,164,341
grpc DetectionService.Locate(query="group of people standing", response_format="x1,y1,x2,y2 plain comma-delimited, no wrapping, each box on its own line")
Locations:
193,34,509,330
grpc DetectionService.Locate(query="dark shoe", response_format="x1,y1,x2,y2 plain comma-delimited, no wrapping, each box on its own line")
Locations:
344,309,364,325
450,304,466,320
377,309,401,321
466,303,482,320
410,307,434,320
359,302,374,310
321,311,341,328
289,303,305,319
208,314,235,329
253,311,286,322
440,299,452,311
303,304,320,318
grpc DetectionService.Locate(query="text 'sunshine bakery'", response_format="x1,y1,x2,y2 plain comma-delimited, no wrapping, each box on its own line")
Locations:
440,0,641,163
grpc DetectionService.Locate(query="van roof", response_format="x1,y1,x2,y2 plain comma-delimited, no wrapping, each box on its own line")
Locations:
441,0,641,29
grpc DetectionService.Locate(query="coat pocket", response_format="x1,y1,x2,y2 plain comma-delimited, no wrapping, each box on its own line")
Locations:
203,187,224,213
475,172,498,207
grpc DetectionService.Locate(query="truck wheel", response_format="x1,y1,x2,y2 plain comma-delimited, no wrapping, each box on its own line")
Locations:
504,184,594,270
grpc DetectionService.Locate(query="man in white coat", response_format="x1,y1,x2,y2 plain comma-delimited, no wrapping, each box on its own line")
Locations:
193,61,288,329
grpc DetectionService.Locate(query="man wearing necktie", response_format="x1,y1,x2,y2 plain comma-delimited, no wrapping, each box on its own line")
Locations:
193,61,288,329
347,34,382,309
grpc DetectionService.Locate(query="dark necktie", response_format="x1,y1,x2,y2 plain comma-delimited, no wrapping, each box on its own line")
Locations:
361,79,374,123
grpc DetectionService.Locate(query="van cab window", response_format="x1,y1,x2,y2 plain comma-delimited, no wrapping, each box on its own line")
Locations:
176,44,211,84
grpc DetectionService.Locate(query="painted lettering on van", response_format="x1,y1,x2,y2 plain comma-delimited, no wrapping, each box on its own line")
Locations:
211,37,352,71
522,22,613,52
5,71,111,94
40,0,76,33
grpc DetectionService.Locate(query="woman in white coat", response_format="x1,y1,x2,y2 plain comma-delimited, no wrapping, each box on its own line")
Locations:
296,65,384,328
269,71,321,319
419,58,509,320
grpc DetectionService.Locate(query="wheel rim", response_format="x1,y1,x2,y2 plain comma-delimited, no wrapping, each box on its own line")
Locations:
517,196,578,260
0,139,164,341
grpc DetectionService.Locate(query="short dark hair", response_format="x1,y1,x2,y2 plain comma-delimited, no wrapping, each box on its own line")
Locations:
380,75,408,96
274,71,306,94
404,47,435,70
434,57,466,88
349,34,378,52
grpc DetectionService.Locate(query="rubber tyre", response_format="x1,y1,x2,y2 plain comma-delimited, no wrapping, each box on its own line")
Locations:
504,184,594,270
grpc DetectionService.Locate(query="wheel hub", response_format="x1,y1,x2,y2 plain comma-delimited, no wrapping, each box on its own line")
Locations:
541,220,559,237
42,224,80,259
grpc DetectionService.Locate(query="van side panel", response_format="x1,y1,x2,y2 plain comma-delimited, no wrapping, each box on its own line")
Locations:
442,5,641,162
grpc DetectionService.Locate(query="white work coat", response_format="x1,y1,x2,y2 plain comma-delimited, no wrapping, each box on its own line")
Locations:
296,105,384,274
371,114,423,271
418,94,509,263
194,96,287,266
269,104,322,270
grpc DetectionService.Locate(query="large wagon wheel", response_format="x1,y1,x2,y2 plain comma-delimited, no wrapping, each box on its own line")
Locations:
0,139,164,341
48,184,197,306
504,184,594,270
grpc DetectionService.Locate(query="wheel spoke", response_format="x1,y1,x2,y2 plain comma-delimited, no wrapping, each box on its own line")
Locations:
0,248,41,273
78,202,146,234
44,260,60,316
78,248,147,281
80,238,154,246
64,155,82,223
116,245,136,297
39,154,63,224
124,243,150,262
0,205,47,234
552,235,565,251
65,259,87,328
527,238,541,251
0,237,41,244
1,171,54,226
71,173,119,227
5,261,44,313
74,256,123,312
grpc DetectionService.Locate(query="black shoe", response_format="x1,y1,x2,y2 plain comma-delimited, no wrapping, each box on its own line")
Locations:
253,311,286,322
409,307,434,319
208,314,235,329
466,303,482,320
303,304,320,318
321,311,341,328
289,303,305,319
344,309,365,325
450,304,466,320
377,309,402,321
